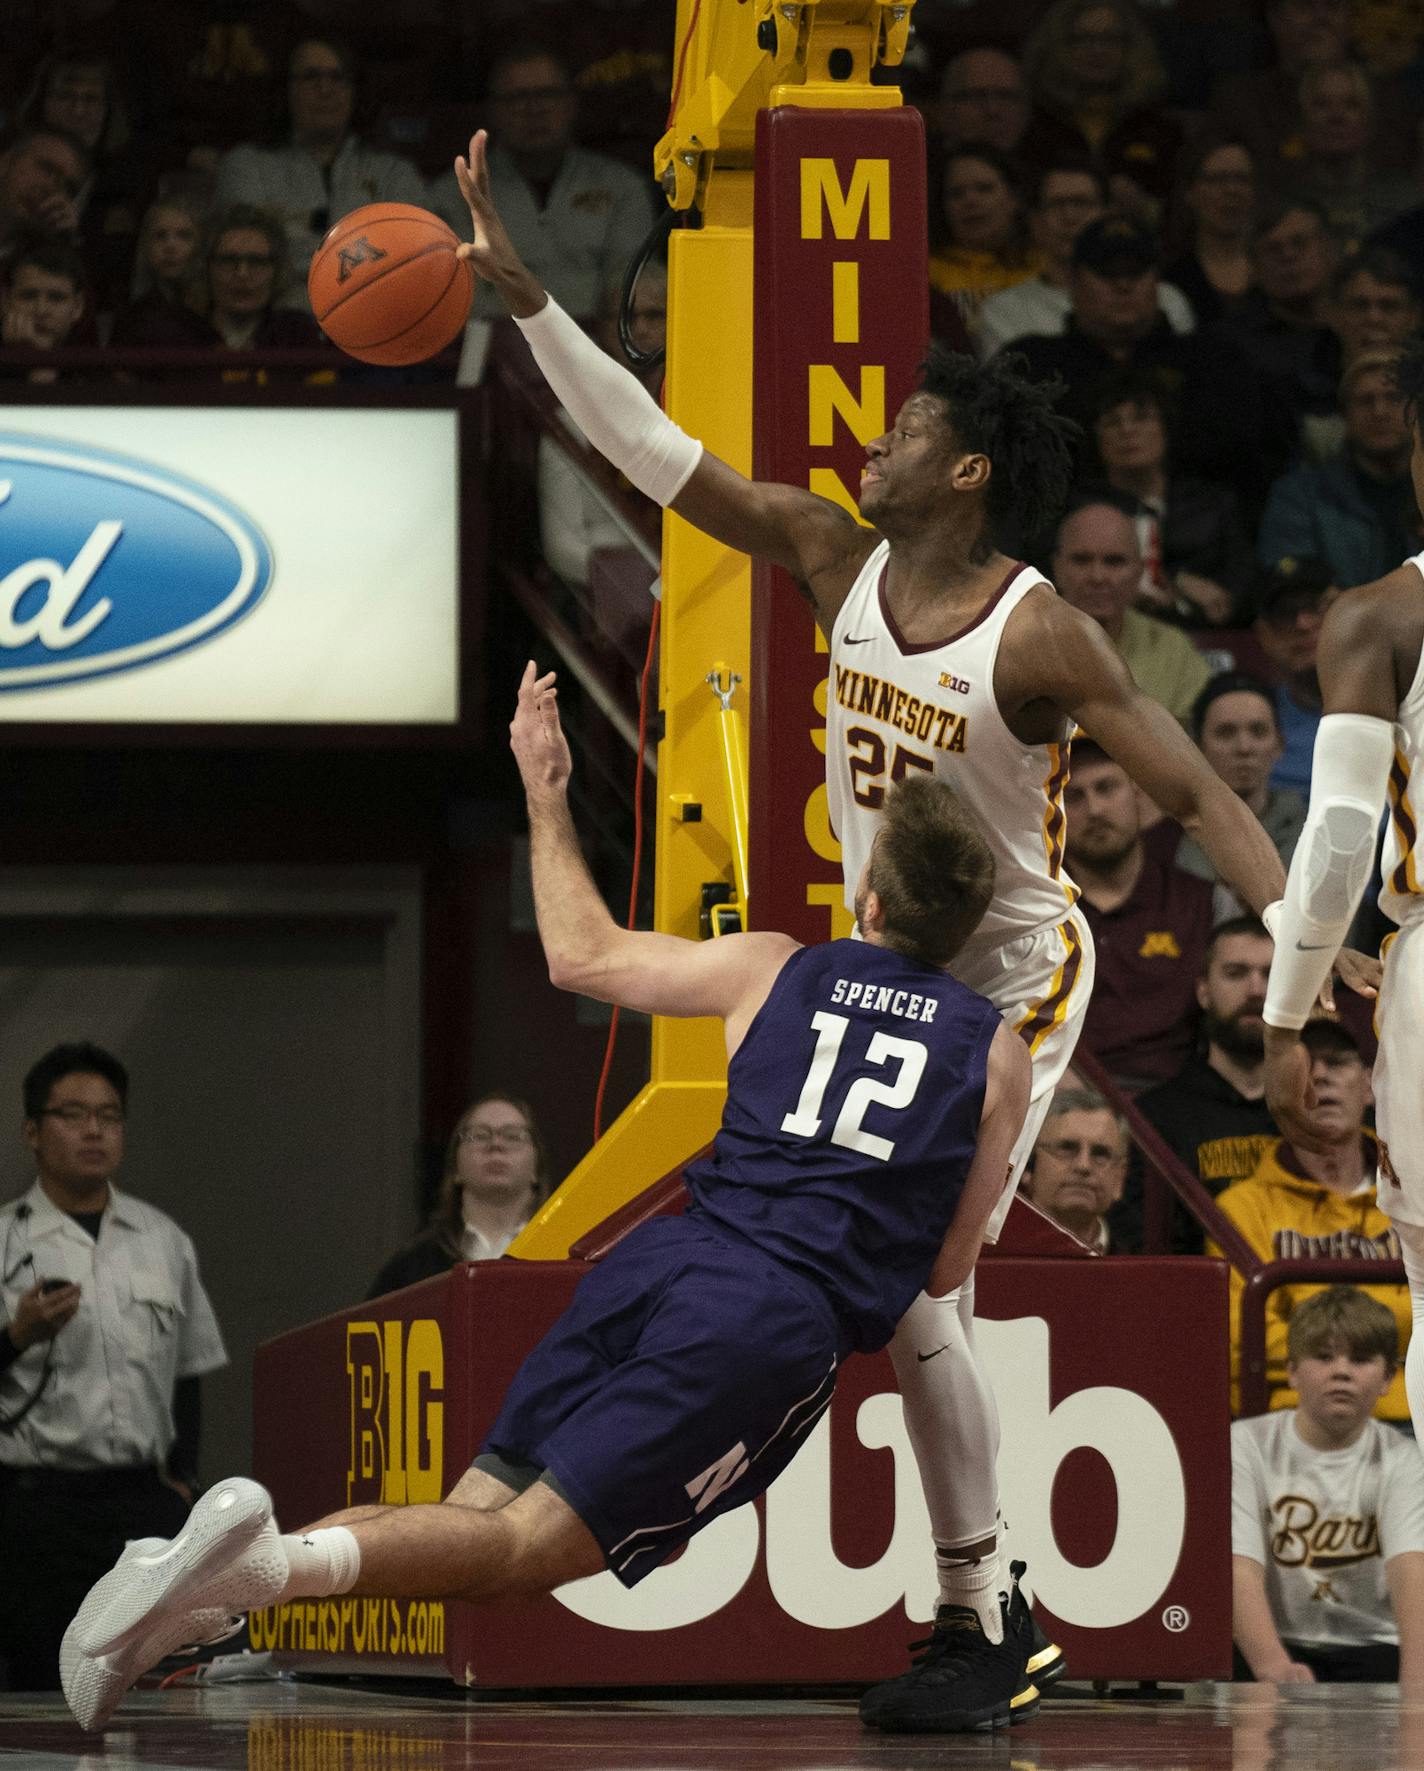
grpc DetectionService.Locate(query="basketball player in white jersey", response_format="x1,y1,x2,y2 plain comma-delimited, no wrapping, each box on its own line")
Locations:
1264,333,1424,1454
453,130,1374,1727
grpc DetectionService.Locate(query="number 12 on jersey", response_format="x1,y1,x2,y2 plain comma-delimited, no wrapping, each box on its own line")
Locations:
781,1010,928,1162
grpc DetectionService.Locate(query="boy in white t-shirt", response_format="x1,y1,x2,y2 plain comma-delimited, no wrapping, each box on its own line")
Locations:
1232,1286,1424,1683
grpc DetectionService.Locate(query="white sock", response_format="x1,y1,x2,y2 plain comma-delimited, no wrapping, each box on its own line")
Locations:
997,1513,1031,1606
277,1527,362,1602
889,1283,1005,1646
935,1544,1004,1644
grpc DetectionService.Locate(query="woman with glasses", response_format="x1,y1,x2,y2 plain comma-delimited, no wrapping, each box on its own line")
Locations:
367,1095,554,1298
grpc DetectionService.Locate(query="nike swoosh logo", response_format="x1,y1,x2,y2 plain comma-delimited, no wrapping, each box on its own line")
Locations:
917,1343,952,1362
1296,941,1333,951
843,636,875,645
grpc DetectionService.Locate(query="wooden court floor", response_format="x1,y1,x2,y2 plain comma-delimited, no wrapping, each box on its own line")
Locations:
1,1681,1422,1771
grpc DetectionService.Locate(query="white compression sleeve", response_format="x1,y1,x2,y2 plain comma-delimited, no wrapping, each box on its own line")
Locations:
1264,712,1394,1029
515,297,703,507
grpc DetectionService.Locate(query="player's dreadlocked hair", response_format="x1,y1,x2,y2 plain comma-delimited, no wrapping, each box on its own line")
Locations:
919,344,1080,556
1392,330,1424,438
868,775,995,968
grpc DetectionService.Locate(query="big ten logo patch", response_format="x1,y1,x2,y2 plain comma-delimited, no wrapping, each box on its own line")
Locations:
346,1319,444,1506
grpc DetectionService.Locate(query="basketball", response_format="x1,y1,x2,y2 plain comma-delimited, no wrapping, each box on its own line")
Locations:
308,203,474,366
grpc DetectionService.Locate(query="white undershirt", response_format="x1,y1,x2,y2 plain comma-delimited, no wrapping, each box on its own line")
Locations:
459,1218,529,1263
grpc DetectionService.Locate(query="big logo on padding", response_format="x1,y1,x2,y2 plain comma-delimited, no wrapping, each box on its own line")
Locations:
0,434,272,689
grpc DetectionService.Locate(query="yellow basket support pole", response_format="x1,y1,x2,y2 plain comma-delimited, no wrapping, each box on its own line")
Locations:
510,0,919,1259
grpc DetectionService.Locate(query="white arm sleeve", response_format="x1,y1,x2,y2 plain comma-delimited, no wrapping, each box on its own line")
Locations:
1264,712,1394,1029
515,297,703,507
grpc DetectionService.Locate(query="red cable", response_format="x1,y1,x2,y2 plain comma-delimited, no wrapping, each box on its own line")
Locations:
593,598,661,1142
665,0,704,128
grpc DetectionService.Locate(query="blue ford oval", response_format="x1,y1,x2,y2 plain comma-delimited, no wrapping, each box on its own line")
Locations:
0,433,273,690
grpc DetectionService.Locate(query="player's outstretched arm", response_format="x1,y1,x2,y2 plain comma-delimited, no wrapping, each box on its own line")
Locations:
455,131,870,623
1023,599,1287,913
925,1024,1029,1297
510,664,797,1044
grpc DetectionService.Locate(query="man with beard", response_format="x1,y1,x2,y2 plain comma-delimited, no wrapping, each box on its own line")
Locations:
1064,739,1215,1093
1134,916,1279,1250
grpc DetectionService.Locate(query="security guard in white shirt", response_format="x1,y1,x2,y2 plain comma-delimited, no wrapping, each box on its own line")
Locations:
0,1043,226,1690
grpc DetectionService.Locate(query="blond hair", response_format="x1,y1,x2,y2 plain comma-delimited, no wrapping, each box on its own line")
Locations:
867,775,995,968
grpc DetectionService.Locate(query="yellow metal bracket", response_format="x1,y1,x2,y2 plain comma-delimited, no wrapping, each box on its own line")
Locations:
705,667,749,928
655,0,914,211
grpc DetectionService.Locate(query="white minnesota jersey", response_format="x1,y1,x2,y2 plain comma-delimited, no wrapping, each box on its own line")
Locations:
1371,551,1424,1226
827,539,1080,959
1379,550,1424,928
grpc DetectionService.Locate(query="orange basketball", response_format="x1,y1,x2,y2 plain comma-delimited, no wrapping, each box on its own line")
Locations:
308,203,474,366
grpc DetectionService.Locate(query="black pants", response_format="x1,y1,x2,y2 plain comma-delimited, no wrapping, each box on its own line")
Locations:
0,1464,190,1691
1234,1639,1401,1682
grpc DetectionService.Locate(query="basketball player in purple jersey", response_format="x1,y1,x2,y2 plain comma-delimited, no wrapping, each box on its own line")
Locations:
61,662,1033,1734
432,134,1381,1728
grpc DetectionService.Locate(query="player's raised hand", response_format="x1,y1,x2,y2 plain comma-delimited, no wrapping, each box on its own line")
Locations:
453,130,543,314
1325,945,1382,1010
510,661,573,798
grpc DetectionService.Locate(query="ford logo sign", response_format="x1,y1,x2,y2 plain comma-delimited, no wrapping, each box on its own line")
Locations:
0,433,272,690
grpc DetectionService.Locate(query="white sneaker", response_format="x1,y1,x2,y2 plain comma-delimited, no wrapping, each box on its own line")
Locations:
61,1478,288,1732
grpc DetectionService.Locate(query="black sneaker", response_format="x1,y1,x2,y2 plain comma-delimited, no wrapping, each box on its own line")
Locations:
1013,1579,1069,1685
859,1562,1040,1733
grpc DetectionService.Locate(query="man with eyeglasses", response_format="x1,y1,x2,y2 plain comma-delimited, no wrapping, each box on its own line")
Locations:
213,35,424,312
428,43,652,328
0,1042,226,1693
1021,1087,1128,1253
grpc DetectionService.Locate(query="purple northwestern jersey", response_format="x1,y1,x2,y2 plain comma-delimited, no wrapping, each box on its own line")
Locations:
684,938,1001,1353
